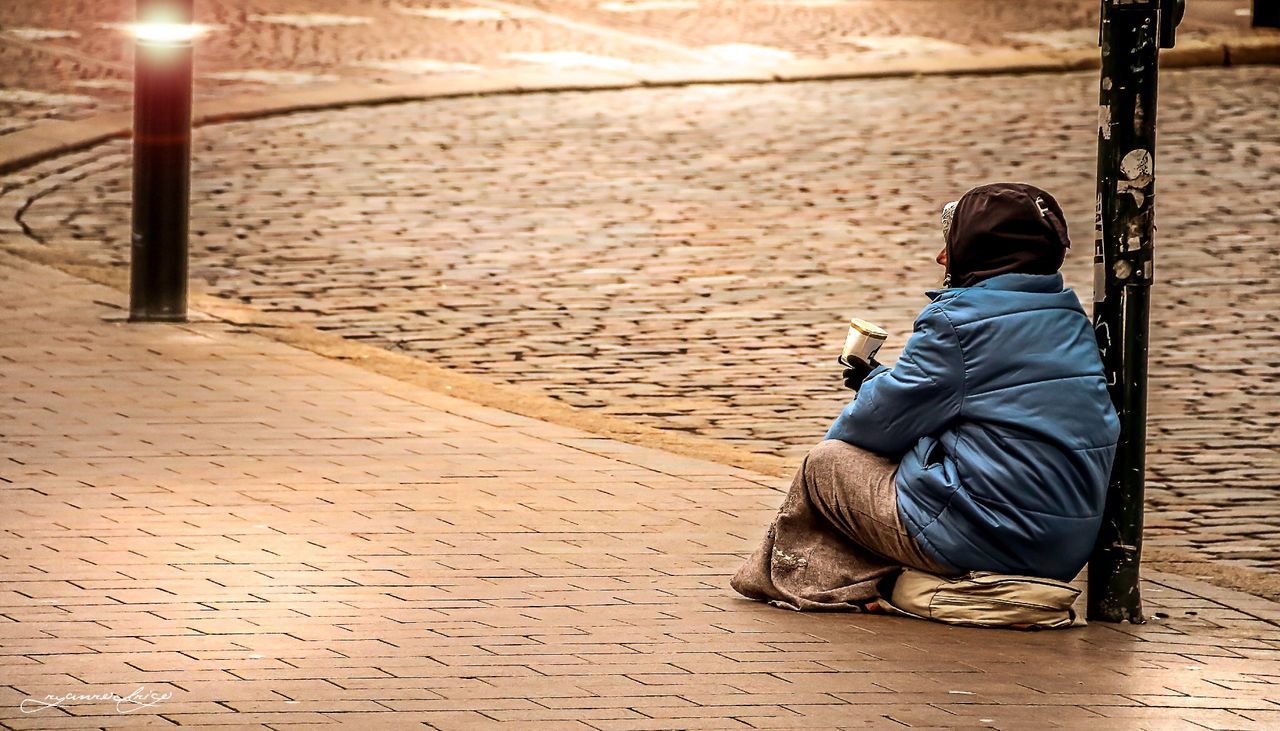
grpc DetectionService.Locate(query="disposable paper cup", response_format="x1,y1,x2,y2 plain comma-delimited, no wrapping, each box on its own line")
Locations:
839,318,888,367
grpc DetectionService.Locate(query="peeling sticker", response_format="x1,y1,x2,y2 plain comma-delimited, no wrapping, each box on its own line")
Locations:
1117,149,1153,207
1123,217,1147,252
1120,149,1153,179
1114,259,1133,279
1099,104,1112,140
1094,194,1104,238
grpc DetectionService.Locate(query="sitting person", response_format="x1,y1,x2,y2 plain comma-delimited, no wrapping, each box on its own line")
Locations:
732,182,1120,611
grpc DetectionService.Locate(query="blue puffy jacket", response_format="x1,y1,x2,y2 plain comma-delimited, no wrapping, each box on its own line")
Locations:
826,272,1119,581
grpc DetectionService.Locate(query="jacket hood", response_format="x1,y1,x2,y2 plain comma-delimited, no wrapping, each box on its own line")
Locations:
945,183,1071,288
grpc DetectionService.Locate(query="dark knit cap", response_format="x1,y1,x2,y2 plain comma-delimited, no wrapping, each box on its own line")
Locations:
945,182,1071,288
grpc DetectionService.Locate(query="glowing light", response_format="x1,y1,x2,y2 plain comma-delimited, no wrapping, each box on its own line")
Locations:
128,22,210,45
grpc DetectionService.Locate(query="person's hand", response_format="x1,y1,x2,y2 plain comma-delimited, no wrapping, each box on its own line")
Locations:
842,357,881,391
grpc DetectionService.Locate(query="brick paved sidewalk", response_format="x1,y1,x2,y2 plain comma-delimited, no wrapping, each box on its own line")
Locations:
4,253,1280,728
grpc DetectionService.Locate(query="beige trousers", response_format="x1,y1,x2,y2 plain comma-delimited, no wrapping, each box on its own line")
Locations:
731,439,951,611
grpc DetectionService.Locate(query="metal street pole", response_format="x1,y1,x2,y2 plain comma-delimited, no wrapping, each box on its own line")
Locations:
1088,0,1182,624
129,0,196,322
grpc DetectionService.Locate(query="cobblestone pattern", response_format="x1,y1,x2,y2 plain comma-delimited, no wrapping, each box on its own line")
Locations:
0,0,674,134
521,0,1177,58
11,66,1280,569
4,253,1280,729
0,0,1269,134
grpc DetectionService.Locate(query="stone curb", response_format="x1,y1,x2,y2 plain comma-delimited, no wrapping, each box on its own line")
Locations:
0,233,793,480
2,35,1277,176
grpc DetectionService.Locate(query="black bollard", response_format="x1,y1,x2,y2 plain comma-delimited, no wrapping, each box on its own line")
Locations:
129,0,196,322
1256,1,1280,29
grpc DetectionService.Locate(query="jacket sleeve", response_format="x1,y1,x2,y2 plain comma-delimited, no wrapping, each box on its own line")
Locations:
825,303,965,457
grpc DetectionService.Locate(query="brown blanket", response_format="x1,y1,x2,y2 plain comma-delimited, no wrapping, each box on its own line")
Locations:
731,439,950,611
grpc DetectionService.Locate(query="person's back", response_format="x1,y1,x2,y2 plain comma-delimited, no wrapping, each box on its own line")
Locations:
826,184,1120,582
891,273,1117,580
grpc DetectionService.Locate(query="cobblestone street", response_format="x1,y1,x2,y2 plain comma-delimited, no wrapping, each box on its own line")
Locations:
0,1,1270,134
8,65,1279,570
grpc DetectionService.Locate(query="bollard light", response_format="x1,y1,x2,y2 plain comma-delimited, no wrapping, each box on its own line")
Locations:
1255,1,1280,29
128,1,206,322
129,21,206,45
